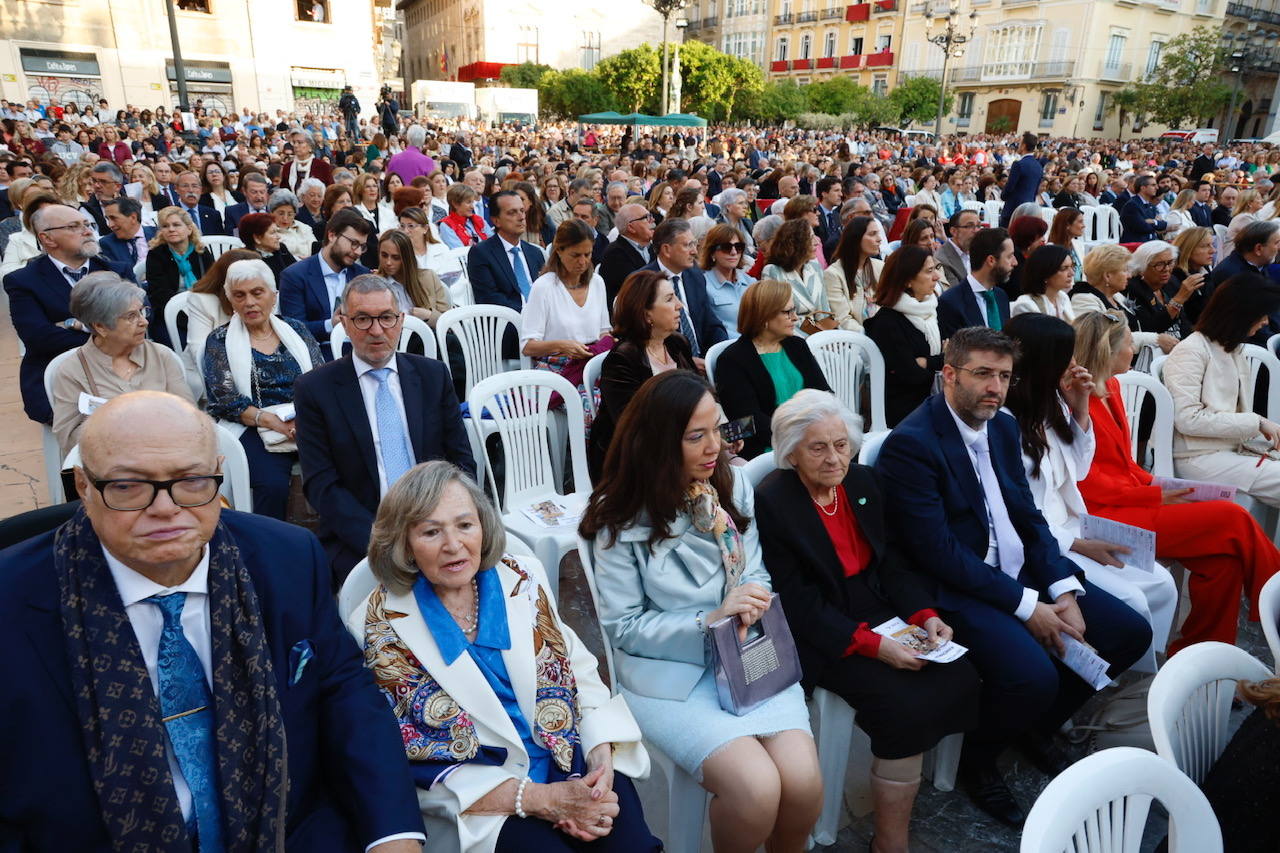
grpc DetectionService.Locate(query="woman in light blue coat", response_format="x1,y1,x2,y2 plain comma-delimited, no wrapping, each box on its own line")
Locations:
580,370,822,853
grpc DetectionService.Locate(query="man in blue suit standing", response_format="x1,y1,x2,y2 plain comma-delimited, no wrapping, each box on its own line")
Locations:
3,203,136,424
998,132,1043,227
1118,175,1169,244
279,207,373,353
641,217,729,361
875,328,1150,826
294,276,475,582
98,196,156,268
173,169,228,236
467,190,544,357
1189,180,1215,228
938,226,1014,338
0,391,424,852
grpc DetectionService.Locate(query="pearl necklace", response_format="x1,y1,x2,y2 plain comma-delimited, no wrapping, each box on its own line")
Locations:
812,486,839,517
445,579,480,635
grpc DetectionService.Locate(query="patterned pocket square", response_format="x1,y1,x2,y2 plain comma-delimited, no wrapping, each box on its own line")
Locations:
288,639,315,686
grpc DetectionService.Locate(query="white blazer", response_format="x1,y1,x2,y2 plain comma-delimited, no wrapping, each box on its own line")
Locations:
1015,405,1095,554
1010,289,1074,322
1163,331,1261,459
345,555,648,853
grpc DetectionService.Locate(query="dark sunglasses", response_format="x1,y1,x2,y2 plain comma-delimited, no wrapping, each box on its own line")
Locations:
713,242,746,254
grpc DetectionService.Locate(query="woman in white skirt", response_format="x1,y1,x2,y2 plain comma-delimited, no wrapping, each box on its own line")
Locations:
1004,313,1177,672
582,369,822,853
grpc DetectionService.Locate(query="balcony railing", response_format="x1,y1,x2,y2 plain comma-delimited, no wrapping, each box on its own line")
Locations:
866,50,895,66
945,60,1076,83
898,67,944,80
797,10,819,21
949,65,983,83
846,3,870,20
839,54,864,68
774,12,794,23
1098,60,1133,81
822,6,844,16
817,56,837,68
1039,117,1056,128
792,58,814,69
1227,0,1280,21
771,59,789,71
873,0,897,11
955,116,971,127
687,16,718,29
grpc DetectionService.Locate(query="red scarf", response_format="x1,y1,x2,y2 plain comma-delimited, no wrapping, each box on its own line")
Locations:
440,212,487,246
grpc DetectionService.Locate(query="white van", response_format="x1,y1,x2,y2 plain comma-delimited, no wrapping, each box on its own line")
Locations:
1159,128,1219,144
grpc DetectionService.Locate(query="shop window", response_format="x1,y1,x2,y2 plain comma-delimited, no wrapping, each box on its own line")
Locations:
177,0,211,11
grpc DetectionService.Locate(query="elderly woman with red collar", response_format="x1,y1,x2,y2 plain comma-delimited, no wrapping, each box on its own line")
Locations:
438,183,493,249
346,461,658,853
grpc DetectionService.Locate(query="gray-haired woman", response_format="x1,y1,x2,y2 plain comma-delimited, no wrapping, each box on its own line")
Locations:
754,389,980,853
50,272,193,456
344,460,659,853
269,188,316,261
716,187,756,256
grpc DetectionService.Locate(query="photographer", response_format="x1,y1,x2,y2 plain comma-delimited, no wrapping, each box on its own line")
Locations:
338,85,360,142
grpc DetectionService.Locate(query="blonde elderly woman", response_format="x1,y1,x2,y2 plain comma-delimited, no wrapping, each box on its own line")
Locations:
145,205,214,348
269,188,316,261
347,460,658,853
49,272,192,456
1070,244,1134,325
202,257,323,519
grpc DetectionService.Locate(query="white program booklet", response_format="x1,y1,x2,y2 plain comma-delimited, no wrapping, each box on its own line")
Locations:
520,494,586,529
1055,634,1113,691
1151,476,1237,503
872,617,968,663
1079,514,1156,574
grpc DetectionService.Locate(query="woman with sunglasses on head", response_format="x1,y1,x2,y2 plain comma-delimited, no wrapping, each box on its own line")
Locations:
700,223,756,337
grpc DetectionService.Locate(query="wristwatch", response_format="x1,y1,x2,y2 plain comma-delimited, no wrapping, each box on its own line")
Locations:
61,318,79,331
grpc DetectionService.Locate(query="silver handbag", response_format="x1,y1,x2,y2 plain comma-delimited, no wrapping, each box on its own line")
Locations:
708,595,802,716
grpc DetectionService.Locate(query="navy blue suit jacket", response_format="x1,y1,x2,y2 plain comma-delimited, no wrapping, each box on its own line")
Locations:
0,510,423,852
874,394,1078,613
97,226,157,267
467,235,543,313
278,254,371,346
999,154,1043,226
1118,198,1167,244
640,260,729,357
293,353,476,578
937,280,1010,339
3,254,137,423
223,202,268,235
177,203,228,237
1190,202,1214,228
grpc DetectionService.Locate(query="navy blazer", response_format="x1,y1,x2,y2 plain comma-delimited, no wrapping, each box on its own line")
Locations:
293,353,476,579
999,154,1044,226
598,238,649,314
1118,198,1167,244
223,202,268,235
467,234,543,313
0,510,423,852
176,203,228,237
1190,202,1214,228
278,254,371,346
874,394,1078,614
938,280,1009,339
640,260,729,357
98,226,157,267
3,254,136,423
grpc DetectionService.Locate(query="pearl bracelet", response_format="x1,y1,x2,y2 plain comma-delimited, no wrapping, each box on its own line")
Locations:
514,776,530,819
695,610,706,633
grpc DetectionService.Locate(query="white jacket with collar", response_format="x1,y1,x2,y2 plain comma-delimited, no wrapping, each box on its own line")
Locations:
1163,332,1262,459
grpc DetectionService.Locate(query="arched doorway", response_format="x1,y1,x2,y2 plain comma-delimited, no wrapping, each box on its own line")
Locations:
1235,99,1254,140
985,99,1022,135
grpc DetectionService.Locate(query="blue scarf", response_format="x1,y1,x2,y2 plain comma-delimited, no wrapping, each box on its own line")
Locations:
170,242,198,290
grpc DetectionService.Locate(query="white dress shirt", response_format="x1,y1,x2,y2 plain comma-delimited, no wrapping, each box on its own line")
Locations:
944,402,1083,621
966,274,997,328
353,352,412,497
51,256,91,286
949,240,971,276
657,260,698,352
317,251,344,333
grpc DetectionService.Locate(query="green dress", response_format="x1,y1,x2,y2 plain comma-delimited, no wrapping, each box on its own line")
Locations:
759,349,804,407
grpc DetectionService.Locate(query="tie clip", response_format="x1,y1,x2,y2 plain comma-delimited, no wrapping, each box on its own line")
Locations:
162,705,208,723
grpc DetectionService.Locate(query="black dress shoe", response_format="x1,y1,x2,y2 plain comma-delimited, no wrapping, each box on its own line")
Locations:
959,761,1026,827
1017,732,1074,777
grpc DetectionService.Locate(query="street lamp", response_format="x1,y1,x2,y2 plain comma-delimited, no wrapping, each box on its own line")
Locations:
924,1,977,141
1222,30,1275,139
645,0,689,116
672,17,689,113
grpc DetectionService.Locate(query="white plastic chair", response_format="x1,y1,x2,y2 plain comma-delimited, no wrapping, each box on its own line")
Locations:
162,291,205,400
983,200,1003,227
468,370,589,594
703,339,733,386
1037,206,1056,228
582,350,608,419
329,314,439,362
1080,205,1100,243
1212,224,1228,259
1096,205,1122,243
41,349,80,503
1242,343,1280,422
961,200,985,215
1115,370,1174,477
1129,331,1161,375
858,429,892,466
806,329,888,432
1268,331,1280,359
1259,572,1280,672
201,235,243,259
741,451,776,488
1020,746,1223,853
1147,641,1272,785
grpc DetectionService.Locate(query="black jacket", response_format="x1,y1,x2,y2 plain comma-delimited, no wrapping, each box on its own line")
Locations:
864,306,943,427
598,238,649,316
144,245,215,348
713,334,829,459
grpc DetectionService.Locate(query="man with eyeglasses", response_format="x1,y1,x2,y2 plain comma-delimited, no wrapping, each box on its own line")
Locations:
294,275,474,582
937,209,981,291
279,207,373,353
599,202,656,314
640,217,728,361
938,226,1013,339
81,161,126,235
1118,175,1168,244
3,203,136,424
0,391,426,853
876,328,1151,827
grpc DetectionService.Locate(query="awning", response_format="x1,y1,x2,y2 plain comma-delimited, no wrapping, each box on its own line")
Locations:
658,113,708,127
290,67,346,89
577,111,708,127
456,62,514,82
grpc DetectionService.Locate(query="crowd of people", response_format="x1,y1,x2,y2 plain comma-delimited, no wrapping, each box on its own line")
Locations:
6,94,1280,852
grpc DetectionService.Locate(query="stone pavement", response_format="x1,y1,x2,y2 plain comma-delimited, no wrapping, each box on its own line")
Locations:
0,296,48,516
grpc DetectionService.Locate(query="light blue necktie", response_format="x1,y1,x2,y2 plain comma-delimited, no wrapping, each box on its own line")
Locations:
510,246,532,299
370,367,413,486
148,593,224,853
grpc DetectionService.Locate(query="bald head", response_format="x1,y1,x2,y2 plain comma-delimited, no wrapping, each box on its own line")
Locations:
81,391,216,473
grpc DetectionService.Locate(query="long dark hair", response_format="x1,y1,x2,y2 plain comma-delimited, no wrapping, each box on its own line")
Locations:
832,216,878,291
1020,244,1072,297
1004,314,1076,476
1196,273,1280,351
580,370,749,550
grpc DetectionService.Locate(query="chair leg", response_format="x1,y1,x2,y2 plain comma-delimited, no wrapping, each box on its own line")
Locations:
811,688,854,846
926,733,963,793
649,744,708,853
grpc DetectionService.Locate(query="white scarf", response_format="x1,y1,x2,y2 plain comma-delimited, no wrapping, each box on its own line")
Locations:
891,292,942,355
222,312,314,436
292,156,313,190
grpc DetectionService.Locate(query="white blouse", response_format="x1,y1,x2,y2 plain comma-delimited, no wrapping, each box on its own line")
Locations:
519,272,611,347
1010,289,1074,322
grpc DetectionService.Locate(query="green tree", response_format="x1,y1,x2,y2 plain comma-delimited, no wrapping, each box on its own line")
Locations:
595,45,663,113
498,62,553,89
1107,86,1151,141
887,75,951,127
1142,25,1232,128
538,69,615,118
849,87,898,128
805,77,864,115
674,41,765,121
750,79,808,123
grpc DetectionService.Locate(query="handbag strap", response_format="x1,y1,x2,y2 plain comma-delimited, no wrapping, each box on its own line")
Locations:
76,349,103,398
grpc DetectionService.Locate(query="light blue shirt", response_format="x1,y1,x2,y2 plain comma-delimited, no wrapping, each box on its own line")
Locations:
704,268,756,337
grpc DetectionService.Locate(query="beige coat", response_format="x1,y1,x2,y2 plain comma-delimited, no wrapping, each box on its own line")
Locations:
822,256,883,331
1162,332,1261,459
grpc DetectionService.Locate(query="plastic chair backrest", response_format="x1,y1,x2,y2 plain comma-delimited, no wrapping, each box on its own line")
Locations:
201,235,243,260
1269,332,1280,359
41,348,81,503
1038,206,1056,228
338,558,376,626
1242,343,1280,422
435,304,526,395
1097,205,1121,242
984,200,1003,226
1147,641,1272,785
1080,206,1100,243
742,451,776,487
858,429,892,466
806,329,888,432
582,351,608,419
1260,572,1280,672
1115,370,1174,477
1019,747,1223,853
164,291,192,355
575,535,619,689
467,369,590,510
704,339,733,386
961,200,985,215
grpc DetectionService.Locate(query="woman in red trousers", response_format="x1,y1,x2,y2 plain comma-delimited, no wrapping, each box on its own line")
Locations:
1074,311,1280,654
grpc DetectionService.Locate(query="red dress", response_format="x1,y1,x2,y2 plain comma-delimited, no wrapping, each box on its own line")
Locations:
1080,378,1280,653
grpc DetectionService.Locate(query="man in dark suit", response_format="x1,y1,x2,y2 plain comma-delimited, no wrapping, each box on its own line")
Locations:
1190,180,1215,228
153,158,181,206
279,208,372,351
998,133,1043,227
1118,175,1168,244
1205,221,1280,345
1189,143,1218,182
599,202,654,312
223,172,271,235
173,169,227,236
876,328,1150,825
936,208,981,290
814,176,844,249
99,196,156,268
467,190,544,356
3,203,136,424
294,276,475,581
641,217,729,360
462,168,491,224
1097,175,1126,207
938,226,1013,338
570,197,611,265
450,132,473,170
0,392,424,853
82,161,126,235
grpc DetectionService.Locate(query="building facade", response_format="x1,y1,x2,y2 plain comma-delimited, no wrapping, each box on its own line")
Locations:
1218,0,1280,138
685,0,770,68
0,0,392,115
398,0,664,84
897,0,1226,138
762,0,904,93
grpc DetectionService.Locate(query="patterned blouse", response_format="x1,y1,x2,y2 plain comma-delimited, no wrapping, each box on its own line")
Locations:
201,316,322,422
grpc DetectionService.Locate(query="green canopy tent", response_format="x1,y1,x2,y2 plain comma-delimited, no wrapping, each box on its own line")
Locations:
577,111,635,124
577,111,708,127
655,113,708,127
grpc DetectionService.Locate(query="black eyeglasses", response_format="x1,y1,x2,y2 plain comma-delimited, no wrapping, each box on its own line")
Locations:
82,466,224,511
713,242,746,254
335,232,368,252
624,214,654,227
954,366,1018,386
346,312,402,330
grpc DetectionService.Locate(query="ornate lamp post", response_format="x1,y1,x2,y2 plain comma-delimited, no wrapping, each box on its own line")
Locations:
924,1,977,140
1222,30,1275,139
646,0,689,116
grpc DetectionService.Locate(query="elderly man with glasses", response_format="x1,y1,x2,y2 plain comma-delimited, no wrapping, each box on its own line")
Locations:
598,201,656,314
